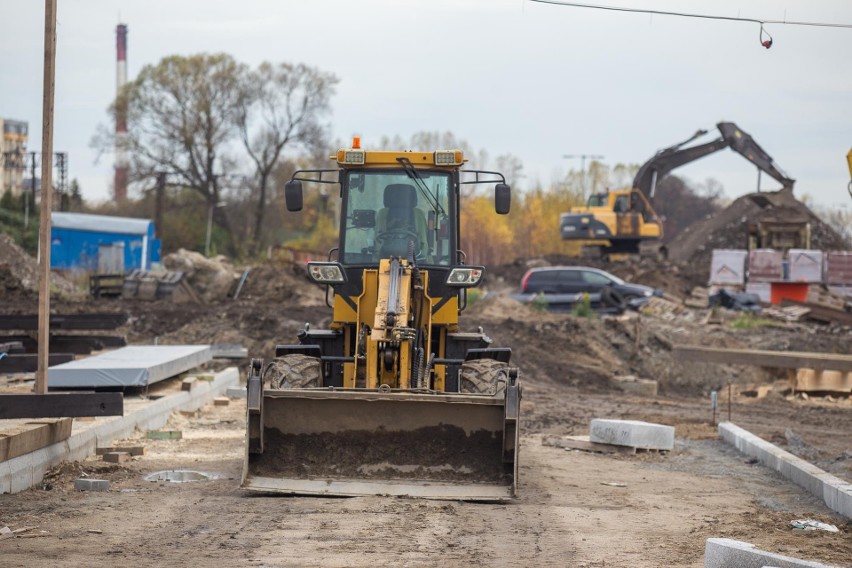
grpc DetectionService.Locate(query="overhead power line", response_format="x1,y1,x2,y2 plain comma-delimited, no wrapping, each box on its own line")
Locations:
527,0,852,48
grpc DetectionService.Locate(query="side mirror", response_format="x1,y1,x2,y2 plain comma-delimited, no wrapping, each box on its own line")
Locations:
285,180,303,212
495,183,511,215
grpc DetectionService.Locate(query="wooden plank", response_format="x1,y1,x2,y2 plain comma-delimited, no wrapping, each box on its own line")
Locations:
96,446,145,456
0,418,72,462
102,451,131,463
792,369,852,393
146,430,182,440
0,353,74,373
542,435,636,455
780,299,852,326
0,393,123,419
672,345,852,372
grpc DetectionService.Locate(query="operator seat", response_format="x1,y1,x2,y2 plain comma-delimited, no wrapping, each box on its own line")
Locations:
376,184,429,260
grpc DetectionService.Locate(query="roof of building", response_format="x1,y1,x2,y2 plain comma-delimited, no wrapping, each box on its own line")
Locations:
51,212,152,236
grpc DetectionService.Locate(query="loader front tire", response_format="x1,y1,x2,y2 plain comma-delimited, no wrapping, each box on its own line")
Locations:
265,354,321,389
460,358,508,396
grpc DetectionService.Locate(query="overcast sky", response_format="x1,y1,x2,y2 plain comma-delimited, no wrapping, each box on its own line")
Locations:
2,0,851,209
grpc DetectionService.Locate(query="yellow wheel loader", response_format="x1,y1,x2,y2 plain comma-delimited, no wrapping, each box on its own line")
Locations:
242,141,521,501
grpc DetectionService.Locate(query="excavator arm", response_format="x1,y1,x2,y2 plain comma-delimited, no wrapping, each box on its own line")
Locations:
632,122,795,200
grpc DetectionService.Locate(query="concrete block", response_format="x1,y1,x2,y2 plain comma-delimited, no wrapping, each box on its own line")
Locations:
225,386,247,399
102,451,131,463
181,377,197,391
589,419,674,450
704,538,842,568
213,396,230,406
610,375,658,397
719,422,852,518
74,479,110,492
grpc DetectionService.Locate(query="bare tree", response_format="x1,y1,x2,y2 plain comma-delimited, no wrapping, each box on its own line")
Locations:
94,53,247,256
237,63,338,254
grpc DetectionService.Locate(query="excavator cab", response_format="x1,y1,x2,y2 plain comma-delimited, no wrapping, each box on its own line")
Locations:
242,141,521,501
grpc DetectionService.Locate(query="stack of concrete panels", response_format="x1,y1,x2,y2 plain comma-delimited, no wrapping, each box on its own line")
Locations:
48,345,212,389
709,249,747,286
788,249,824,283
748,249,783,282
826,251,852,297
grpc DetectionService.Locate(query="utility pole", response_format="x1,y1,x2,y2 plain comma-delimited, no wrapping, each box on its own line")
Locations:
155,172,166,232
563,154,604,201
36,0,57,395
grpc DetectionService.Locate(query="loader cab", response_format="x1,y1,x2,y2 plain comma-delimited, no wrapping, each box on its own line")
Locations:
341,169,455,267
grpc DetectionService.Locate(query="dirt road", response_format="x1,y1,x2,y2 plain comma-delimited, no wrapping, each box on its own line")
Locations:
1,385,849,568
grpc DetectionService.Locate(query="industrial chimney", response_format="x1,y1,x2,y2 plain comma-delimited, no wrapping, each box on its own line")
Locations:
114,23,128,202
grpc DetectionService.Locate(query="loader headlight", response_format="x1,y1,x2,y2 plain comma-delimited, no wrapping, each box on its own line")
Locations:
307,262,347,284
446,266,484,287
337,149,366,165
434,150,464,166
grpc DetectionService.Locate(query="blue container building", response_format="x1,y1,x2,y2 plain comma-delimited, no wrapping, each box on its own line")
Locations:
50,212,161,272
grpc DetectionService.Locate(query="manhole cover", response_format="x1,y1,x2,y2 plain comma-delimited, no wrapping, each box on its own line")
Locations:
145,470,217,483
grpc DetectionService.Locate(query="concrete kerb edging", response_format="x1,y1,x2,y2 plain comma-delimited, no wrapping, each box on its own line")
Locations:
0,367,240,494
704,538,844,568
719,422,852,518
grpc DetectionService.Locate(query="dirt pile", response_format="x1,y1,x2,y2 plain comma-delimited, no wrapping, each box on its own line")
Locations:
667,188,851,288
163,249,238,302
236,263,325,307
0,232,82,301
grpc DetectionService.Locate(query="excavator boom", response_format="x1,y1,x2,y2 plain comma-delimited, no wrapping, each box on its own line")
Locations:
632,121,795,200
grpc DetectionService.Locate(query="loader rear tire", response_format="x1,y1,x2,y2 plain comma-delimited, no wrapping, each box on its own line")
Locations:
460,358,508,396
265,354,321,389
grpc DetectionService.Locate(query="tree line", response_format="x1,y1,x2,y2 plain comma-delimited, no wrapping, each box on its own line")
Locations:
82,51,733,264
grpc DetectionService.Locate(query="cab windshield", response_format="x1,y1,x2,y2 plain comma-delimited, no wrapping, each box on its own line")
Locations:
586,194,608,207
341,170,453,266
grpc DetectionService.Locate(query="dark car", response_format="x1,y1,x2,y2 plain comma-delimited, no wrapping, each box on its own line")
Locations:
517,266,661,311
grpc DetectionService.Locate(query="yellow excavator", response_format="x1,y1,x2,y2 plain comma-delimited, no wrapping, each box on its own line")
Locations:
560,122,795,257
242,140,521,501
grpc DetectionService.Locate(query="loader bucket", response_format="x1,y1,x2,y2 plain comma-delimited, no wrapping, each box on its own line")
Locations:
242,386,520,501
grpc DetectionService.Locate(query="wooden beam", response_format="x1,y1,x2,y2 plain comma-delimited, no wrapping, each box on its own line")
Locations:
36,0,57,395
672,345,852,372
0,314,129,331
792,369,852,393
0,418,72,462
0,353,73,373
0,393,123,419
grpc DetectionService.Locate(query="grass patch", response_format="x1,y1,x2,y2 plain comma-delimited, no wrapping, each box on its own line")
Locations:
571,293,594,318
729,312,782,329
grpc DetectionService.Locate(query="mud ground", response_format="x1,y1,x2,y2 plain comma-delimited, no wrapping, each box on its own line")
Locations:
1,261,851,566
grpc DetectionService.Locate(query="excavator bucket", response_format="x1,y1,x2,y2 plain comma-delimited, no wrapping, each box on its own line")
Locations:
242,370,520,501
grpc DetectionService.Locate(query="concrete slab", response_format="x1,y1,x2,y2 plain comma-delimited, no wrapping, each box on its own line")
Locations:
225,386,247,399
0,367,238,494
704,538,843,568
589,419,674,450
48,345,212,388
719,422,852,518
